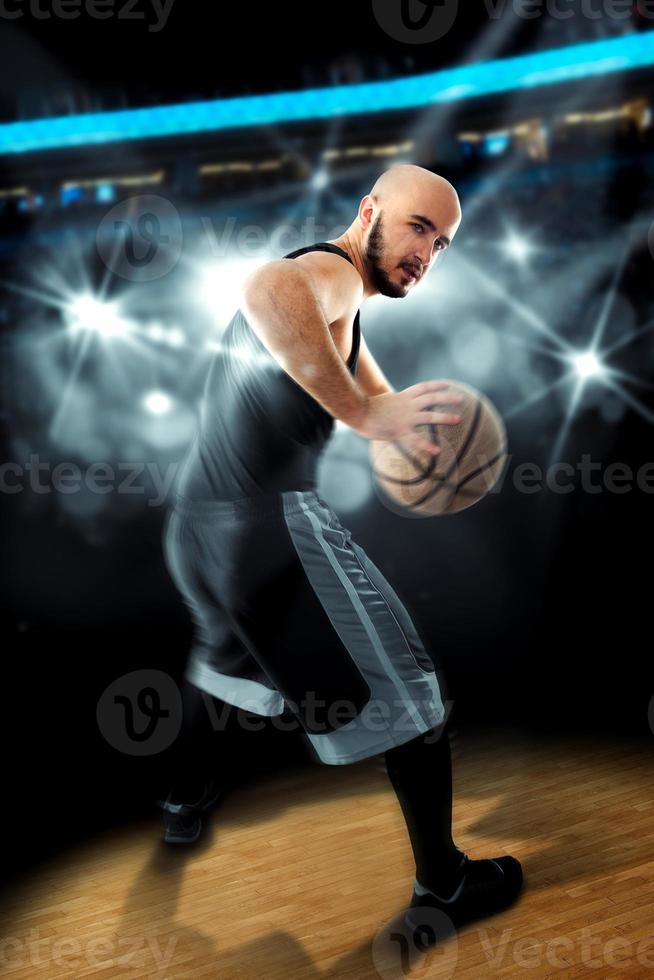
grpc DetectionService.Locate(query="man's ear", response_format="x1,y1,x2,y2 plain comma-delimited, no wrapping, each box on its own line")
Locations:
358,194,375,229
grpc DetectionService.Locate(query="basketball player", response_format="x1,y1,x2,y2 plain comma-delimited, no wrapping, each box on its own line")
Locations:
159,164,523,930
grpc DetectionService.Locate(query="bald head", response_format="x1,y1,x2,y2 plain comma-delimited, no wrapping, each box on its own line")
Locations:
369,164,461,222
352,164,461,299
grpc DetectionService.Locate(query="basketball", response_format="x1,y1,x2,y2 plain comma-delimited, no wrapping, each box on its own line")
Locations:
368,379,508,517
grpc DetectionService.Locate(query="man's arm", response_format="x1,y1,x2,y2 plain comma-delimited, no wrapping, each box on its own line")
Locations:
241,258,369,430
356,332,395,397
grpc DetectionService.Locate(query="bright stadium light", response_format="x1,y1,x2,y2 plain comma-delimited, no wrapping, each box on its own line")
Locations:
502,233,532,265
67,295,130,337
146,322,166,341
197,258,264,326
311,169,329,190
142,390,173,415
165,327,185,348
572,350,604,379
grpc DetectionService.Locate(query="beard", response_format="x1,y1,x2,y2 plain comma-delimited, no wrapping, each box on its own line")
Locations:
364,212,408,299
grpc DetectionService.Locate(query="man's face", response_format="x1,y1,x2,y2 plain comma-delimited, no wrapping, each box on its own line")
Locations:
363,205,460,298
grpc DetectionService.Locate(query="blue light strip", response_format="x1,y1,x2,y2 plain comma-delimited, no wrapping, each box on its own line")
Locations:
1,31,653,155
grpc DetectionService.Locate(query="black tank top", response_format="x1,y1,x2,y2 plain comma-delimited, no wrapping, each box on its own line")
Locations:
174,242,361,500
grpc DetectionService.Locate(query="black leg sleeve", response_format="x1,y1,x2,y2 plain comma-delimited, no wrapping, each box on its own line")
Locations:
164,678,220,796
383,718,464,889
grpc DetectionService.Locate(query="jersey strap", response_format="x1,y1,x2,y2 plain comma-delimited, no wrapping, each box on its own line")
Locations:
282,242,361,371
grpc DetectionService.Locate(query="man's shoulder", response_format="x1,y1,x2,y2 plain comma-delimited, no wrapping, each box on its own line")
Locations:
243,249,362,326
286,249,363,321
286,246,359,280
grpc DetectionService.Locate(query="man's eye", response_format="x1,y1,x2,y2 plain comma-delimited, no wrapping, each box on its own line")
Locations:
413,223,424,233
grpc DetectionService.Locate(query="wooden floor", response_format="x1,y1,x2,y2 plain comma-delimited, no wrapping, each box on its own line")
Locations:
1,725,653,979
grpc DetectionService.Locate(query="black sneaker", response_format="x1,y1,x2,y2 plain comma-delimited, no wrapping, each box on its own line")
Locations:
156,777,222,844
405,852,524,935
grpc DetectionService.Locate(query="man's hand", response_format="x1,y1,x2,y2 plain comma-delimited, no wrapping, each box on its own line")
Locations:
351,381,463,456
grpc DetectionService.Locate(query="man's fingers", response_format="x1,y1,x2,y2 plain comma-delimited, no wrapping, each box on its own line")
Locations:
407,380,453,395
398,427,440,455
412,411,462,426
408,434,441,455
413,391,464,408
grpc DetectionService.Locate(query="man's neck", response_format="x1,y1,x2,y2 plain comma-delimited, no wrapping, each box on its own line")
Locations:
325,234,377,301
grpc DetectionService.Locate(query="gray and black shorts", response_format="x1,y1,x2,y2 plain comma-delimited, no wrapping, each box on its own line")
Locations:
163,488,450,766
